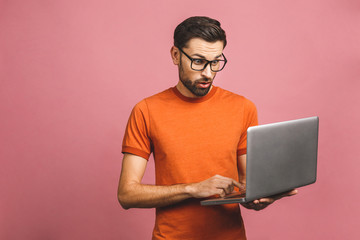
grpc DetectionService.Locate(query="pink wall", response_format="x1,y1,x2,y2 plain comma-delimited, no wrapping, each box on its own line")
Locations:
1,0,359,239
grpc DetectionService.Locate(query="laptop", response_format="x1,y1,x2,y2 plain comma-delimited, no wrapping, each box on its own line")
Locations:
201,116,319,206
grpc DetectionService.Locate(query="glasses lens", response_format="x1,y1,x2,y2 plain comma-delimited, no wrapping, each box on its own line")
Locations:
210,60,226,72
191,59,207,71
191,59,226,72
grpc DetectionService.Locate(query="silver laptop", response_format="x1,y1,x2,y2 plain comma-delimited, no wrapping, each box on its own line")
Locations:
201,116,319,206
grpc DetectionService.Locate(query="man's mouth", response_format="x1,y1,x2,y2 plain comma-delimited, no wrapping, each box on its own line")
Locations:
197,81,212,88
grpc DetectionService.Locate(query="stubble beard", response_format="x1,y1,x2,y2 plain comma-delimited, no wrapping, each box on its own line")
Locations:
179,62,213,97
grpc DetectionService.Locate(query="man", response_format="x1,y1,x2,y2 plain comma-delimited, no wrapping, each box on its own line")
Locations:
118,16,297,239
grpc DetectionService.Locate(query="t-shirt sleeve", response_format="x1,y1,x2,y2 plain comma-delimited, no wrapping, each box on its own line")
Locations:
237,99,258,156
122,100,152,160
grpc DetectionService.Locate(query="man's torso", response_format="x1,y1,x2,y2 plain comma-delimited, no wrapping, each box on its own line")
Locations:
122,86,257,239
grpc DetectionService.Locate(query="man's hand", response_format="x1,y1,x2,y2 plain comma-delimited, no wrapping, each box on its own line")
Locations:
186,175,245,198
241,189,298,211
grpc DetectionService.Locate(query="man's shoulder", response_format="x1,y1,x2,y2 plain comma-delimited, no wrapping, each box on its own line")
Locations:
215,86,256,107
133,88,174,110
145,87,174,101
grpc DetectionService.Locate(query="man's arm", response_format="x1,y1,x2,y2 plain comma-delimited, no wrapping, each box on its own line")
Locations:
237,154,298,211
237,154,247,185
118,153,243,209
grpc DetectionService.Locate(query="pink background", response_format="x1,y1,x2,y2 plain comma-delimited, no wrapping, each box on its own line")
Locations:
1,0,359,239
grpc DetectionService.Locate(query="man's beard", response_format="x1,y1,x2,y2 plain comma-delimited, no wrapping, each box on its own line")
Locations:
180,78,212,97
179,62,213,97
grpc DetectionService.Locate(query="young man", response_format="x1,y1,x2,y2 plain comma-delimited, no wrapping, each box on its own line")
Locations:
118,16,296,239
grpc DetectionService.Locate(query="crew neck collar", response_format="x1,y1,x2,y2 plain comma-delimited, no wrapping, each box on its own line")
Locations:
172,85,218,103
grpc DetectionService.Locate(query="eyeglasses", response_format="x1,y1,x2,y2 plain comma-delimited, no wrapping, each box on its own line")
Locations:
178,48,227,72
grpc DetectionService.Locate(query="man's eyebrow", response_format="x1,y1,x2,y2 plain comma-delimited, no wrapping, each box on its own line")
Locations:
192,53,223,59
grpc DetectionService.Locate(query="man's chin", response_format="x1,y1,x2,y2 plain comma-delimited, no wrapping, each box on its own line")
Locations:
192,86,211,97
180,78,212,97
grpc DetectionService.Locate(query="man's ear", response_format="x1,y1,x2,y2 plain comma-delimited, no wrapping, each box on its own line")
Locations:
170,46,180,65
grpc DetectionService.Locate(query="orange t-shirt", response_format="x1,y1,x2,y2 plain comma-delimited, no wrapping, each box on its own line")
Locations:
122,86,258,240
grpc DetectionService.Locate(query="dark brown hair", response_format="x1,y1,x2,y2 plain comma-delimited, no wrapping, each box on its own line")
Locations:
174,16,227,49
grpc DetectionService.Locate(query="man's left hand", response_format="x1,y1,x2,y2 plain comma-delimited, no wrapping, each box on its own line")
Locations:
240,189,298,211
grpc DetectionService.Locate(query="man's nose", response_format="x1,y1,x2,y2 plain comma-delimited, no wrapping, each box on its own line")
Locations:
201,64,212,78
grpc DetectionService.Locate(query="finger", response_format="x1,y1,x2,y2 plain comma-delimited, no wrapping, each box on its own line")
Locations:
223,184,234,195
214,175,242,188
213,176,244,194
228,185,234,193
215,180,236,194
218,189,226,197
231,180,244,189
258,189,298,204
277,189,298,199
259,198,274,204
288,189,298,196
215,179,232,189
239,184,246,192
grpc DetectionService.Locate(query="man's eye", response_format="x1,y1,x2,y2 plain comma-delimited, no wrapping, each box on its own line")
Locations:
193,59,205,65
211,60,219,66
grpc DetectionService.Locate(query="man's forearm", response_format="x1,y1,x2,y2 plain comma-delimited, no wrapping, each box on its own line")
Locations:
118,182,195,209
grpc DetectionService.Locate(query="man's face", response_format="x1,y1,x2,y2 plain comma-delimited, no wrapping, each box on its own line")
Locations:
175,38,225,97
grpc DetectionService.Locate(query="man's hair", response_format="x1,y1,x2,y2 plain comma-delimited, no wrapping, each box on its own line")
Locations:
174,16,227,49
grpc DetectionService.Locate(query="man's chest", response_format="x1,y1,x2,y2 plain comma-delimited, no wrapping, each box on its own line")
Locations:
149,103,245,157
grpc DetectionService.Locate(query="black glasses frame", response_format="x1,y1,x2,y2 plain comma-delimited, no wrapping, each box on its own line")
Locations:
178,48,227,72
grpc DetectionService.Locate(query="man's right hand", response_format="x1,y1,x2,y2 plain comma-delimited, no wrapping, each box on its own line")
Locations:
186,175,245,198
